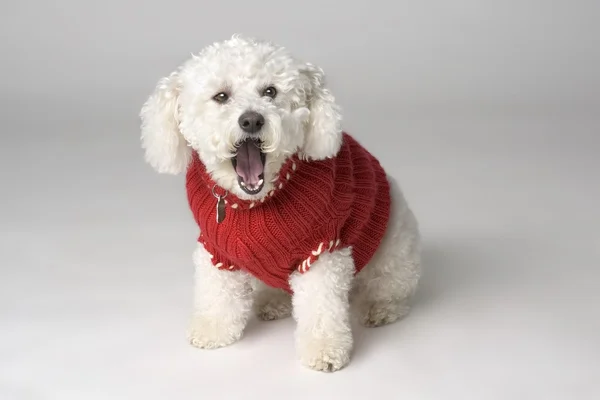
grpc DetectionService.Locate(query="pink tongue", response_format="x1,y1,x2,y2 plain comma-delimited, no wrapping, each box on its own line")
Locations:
235,140,263,186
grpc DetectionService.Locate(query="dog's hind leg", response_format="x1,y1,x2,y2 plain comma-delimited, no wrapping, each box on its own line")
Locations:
352,175,421,327
252,279,292,321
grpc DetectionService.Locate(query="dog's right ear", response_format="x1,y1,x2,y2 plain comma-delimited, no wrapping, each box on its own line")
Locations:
139,71,191,174
299,62,343,161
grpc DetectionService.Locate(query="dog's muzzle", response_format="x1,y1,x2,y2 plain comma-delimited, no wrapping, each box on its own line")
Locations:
232,111,267,195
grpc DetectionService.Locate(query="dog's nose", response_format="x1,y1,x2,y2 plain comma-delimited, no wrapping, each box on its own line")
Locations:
238,111,265,134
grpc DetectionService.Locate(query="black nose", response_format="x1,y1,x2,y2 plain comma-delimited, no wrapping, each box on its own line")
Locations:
238,111,265,134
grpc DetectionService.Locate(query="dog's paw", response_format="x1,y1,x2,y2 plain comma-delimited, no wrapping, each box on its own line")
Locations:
254,293,292,321
359,300,410,328
298,336,352,372
187,317,243,349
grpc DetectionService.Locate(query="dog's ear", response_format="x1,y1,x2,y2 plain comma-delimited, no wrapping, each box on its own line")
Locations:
300,63,343,160
139,71,191,174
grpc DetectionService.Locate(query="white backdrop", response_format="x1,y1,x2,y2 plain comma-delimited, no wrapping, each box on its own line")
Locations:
1,2,599,399
2,1,599,124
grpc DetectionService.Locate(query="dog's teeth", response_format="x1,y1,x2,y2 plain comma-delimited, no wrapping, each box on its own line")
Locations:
258,179,264,185
240,181,246,187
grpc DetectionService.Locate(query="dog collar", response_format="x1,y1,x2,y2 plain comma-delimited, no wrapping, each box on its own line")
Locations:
191,152,302,222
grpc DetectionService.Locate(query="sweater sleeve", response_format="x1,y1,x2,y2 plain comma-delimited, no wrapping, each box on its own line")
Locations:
294,237,343,274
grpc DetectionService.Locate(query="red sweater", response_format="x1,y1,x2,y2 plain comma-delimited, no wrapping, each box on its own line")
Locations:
185,133,391,293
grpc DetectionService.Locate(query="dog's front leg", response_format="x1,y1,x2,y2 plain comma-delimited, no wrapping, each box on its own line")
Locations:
188,244,253,349
289,247,355,372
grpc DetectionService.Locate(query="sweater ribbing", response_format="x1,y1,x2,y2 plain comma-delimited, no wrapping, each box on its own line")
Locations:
185,132,391,292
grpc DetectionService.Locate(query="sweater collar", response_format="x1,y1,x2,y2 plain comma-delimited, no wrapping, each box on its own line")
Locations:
190,152,302,211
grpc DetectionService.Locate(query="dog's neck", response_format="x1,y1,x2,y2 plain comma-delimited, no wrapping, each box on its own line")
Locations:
187,151,303,211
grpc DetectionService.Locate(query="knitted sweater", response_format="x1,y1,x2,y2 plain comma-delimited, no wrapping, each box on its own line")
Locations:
185,132,391,293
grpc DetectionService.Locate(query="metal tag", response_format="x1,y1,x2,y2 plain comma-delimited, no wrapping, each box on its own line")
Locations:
211,185,228,224
216,195,226,223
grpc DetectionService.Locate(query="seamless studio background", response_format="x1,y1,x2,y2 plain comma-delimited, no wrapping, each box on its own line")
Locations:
1,1,599,399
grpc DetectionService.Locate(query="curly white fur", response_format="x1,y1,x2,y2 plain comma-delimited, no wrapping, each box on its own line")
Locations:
289,248,355,372
140,35,340,201
140,35,421,372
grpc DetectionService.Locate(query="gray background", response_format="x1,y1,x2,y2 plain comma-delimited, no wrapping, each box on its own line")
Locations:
1,1,599,399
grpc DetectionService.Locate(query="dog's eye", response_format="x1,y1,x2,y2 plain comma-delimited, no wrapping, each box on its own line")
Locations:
262,86,277,99
213,92,229,103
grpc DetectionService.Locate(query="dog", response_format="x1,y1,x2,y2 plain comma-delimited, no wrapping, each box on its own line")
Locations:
139,35,421,372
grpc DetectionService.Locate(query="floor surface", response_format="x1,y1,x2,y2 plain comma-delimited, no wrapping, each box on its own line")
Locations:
1,113,599,399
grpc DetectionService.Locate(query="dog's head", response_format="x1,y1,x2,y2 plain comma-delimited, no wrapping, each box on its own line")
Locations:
140,35,342,200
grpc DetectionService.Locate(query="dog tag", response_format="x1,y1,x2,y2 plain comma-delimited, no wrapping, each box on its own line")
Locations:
211,185,228,224
216,195,226,223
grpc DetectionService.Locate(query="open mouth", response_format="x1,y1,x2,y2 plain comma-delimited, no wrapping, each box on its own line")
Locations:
231,138,266,195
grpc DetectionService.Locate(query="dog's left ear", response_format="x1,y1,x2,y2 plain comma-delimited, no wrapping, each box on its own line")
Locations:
300,63,343,160
139,70,191,175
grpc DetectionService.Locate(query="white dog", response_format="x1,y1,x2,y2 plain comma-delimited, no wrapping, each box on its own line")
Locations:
139,35,421,372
